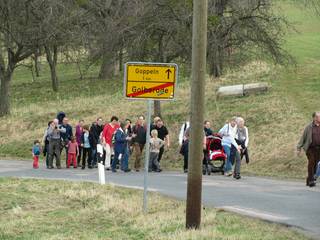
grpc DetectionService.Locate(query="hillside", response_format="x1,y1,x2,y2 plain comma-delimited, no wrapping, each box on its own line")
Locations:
0,1,319,179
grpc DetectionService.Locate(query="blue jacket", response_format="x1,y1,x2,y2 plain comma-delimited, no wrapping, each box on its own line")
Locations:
114,129,128,154
60,124,73,141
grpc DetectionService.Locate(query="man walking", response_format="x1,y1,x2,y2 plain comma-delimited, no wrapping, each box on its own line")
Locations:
90,117,104,168
102,116,120,170
151,119,170,166
132,116,146,172
47,119,66,169
297,112,320,187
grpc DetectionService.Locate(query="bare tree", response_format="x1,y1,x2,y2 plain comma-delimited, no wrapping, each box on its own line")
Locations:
207,0,292,77
0,0,41,116
29,0,85,91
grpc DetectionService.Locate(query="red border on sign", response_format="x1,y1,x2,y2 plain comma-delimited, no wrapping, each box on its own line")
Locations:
127,82,174,98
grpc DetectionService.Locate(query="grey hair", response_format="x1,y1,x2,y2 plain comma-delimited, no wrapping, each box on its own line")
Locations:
236,117,244,125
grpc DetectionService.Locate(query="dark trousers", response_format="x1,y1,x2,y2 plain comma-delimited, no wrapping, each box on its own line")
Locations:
158,146,165,163
82,148,92,168
48,139,61,168
45,144,50,167
77,146,83,165
230,145,241,176
60,140,69,166
240,148,250,163
183,153,188,170
306,147,320,185
91,148,97,166
149,152,160,171
203,150,208,168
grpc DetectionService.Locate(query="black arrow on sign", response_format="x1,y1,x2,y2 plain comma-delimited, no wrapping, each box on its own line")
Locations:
165,69,172,79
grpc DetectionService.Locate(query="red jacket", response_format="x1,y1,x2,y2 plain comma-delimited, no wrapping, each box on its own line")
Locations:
103,123,120,145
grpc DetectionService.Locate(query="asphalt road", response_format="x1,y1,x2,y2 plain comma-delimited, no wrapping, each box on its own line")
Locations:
0,160,319,239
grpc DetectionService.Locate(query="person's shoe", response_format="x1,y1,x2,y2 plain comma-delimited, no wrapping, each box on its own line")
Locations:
94,165,98,168
48,166,53,169
112,169,117,173
57,166,61,169
309,182,316,187
184,169,188,173
225,171,232,177
234,174,241,180
106,168,110,171
135,169,140,172
155,169,162,173
74,167,77,169
124,169,131,173
88,165,93,169
81,166,85,170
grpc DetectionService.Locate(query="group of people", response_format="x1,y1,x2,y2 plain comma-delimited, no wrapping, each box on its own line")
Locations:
31,111,251,178
178,117,250,179
32,112,170,173
30,110,320,186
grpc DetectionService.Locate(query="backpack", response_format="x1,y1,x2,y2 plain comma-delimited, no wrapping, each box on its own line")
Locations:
34,146,40,156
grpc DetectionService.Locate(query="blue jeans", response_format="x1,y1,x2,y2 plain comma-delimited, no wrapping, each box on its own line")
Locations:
316,161,320,178
113,147,129,171
91,148,97,166
121,148,129,171
223,145,232,172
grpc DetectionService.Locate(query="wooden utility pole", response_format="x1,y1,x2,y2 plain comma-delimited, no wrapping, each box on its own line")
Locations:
186,0,208,229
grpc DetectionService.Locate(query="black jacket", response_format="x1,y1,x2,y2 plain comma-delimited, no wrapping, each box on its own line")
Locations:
132,124,147,144
90,123,103,146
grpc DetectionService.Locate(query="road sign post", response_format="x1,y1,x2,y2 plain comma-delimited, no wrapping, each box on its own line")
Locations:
124,62,178,213
143,99,152,212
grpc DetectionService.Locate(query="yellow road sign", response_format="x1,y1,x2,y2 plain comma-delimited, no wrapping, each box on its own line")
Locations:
124,62,178,100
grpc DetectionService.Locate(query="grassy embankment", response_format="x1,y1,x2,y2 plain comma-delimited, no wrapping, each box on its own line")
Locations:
0,178,311,240
0,1,320,179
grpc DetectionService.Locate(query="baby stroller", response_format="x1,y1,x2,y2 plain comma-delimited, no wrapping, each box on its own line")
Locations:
203,134,226,175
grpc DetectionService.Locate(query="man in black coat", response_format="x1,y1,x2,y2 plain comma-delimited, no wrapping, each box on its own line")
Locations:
90,117,104,167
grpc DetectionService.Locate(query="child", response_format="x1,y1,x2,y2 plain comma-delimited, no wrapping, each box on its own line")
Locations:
149,129,164,172
32,140,42,169
67,136,78,168
81,125,92,169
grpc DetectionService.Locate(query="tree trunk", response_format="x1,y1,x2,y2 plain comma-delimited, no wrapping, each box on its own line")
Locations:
153,100,162,118
209,48,222,78
34,49,41,77
99,55,114,80
0,71,13,117
119,47,123,73
152,35,165,118
45,45,59,92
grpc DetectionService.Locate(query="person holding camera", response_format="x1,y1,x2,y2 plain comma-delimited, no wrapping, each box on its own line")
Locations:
47,119,66,169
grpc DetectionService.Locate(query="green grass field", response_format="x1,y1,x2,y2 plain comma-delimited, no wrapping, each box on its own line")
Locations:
0,1,320,179
0,178,310,240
